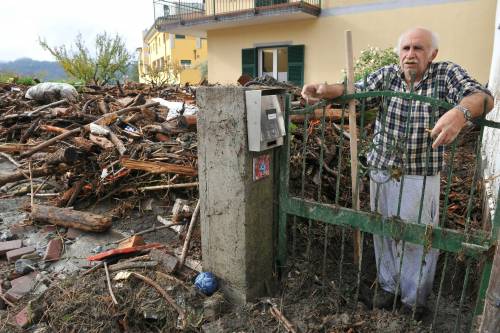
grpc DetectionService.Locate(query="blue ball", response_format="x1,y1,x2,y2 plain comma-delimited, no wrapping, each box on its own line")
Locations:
195,272,218,295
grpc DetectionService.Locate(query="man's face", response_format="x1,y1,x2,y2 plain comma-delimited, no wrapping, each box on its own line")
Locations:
398,29,437,82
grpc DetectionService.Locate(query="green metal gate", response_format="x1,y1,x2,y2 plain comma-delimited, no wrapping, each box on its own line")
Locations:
277,83,500,331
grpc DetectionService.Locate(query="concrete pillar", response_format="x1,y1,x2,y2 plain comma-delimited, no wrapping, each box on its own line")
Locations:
197,86,275,304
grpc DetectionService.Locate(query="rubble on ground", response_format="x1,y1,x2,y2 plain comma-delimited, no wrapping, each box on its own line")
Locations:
0,80,484,332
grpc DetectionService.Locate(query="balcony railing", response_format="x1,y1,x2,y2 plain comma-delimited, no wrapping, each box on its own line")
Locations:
153,0,321,29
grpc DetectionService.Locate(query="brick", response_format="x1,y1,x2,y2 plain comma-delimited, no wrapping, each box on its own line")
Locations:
0,239,23,256
6,246,36,263
4,273,36,303
43,239,62,262
149,249,178,273
15,306,31,328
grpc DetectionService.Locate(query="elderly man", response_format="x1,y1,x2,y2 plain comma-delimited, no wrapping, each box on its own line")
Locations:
301,27,493,318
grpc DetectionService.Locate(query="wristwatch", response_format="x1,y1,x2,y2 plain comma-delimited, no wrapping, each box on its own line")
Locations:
455,104,472,122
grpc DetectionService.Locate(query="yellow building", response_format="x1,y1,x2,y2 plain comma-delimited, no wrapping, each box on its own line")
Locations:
152,0,495,86
138,27,208,85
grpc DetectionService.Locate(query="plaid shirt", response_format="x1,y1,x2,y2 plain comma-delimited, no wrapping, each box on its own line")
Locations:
355,62,490,176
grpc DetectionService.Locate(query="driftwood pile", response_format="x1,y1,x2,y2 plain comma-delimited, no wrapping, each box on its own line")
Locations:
0,82,199,231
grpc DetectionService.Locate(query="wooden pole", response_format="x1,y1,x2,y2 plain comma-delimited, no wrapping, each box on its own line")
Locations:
179,200,200,267
345,30,361,265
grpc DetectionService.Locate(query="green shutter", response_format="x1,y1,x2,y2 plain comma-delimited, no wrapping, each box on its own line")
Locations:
242,48,257,78
288,45,305,87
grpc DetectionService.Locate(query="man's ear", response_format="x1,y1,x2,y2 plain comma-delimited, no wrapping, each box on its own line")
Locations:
430,49,438,61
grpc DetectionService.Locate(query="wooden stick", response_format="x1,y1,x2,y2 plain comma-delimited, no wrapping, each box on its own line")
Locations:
0,152,21,167
0,294,16,308
110,223,181,244
106,127,127,156
104,262,119,305
266,299,297,333
129,272,186,328
179,200,200,267
66,179,84,207
32,99,68,113
29,161,34,208
108,261,158,272
345,30,361,265
138,182,199,191
19,127,82,159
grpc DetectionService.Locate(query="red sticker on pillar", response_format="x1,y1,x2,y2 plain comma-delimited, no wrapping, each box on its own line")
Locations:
253,154,270,181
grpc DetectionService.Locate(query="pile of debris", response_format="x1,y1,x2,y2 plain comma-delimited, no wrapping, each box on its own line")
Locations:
0,81,207,331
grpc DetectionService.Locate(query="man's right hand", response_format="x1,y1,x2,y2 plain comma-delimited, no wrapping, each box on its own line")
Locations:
301,83,322,105
301,83,344,104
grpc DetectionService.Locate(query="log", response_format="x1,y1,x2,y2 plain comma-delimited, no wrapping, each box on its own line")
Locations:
120,157,197,176
45,147,80,165
0,165,69,187
0,143,40,153
31,204,112,232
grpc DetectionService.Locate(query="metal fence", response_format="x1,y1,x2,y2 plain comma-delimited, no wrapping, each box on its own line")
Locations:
153,0,321,26
277,79,500,331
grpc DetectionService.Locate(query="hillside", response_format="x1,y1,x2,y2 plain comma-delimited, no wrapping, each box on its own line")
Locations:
0,58,67,81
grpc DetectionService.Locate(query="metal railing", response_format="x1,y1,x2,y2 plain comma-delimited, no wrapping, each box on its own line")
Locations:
153,0,321,26
277,79,500,331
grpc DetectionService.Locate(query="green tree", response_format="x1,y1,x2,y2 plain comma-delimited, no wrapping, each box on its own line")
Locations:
354,47,398,81
39,32,131,85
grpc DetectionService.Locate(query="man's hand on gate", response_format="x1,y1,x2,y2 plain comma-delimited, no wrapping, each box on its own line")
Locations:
301,83,322,105
431,108,466,148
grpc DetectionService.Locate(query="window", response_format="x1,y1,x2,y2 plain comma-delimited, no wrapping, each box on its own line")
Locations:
180,60,192,69
175,34,186,39
242,45,304,86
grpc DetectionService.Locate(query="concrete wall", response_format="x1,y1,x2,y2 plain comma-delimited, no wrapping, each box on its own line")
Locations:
483,2,500,221
207,0,495,84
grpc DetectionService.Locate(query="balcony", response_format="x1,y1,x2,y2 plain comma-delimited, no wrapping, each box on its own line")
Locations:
153,0,321,37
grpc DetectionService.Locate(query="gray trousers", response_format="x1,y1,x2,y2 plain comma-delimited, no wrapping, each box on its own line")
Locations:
370,173,440,307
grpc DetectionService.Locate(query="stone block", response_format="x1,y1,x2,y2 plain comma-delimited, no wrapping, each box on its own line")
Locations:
0,239,23,256
43,239,63,261
6,246,36,263
149,249,178,273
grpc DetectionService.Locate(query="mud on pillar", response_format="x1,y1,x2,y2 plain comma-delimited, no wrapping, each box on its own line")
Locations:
196,86,284,304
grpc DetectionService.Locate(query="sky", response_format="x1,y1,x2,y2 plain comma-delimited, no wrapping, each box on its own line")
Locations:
0,0,154,62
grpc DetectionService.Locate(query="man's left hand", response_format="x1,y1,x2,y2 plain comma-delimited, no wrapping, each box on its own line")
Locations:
431,108,466,148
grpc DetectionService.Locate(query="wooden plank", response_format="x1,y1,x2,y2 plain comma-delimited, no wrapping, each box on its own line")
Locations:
120,157,197,176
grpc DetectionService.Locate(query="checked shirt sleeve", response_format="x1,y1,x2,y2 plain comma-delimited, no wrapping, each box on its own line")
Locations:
354,66,392,110
445,63,492,106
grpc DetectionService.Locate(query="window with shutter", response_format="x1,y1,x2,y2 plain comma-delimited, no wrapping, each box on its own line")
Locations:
287,45,304,86
242,48,257,77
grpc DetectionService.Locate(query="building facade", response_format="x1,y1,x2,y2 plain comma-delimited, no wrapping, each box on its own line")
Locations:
152,0,495,86
138,27,207,85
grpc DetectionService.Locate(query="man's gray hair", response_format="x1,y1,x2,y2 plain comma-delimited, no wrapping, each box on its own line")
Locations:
395,28,439,55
